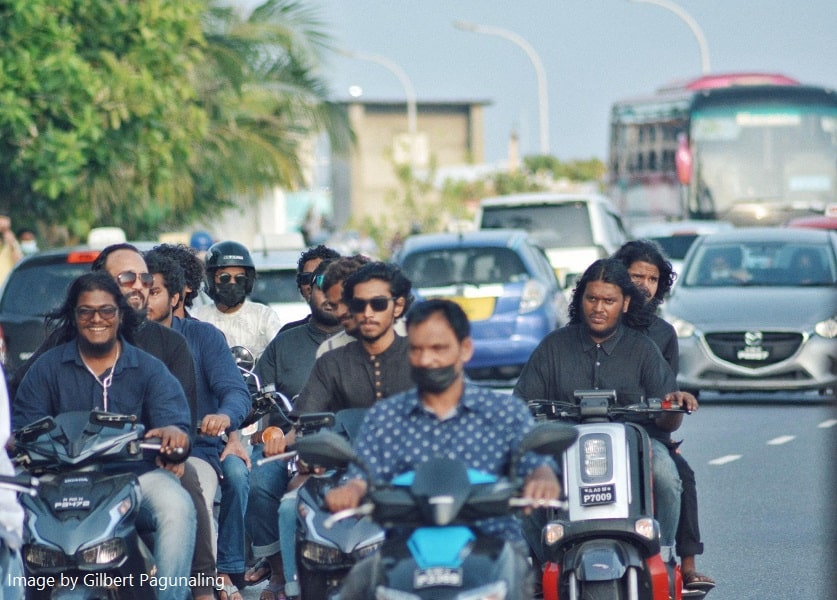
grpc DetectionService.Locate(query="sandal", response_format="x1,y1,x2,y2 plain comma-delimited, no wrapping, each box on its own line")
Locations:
260,581,287,600
244,557,271,585
218,581,244,600
683,571,716,591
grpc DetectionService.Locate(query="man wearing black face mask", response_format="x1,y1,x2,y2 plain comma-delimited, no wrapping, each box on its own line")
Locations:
326,299,561,599
191,240,282,360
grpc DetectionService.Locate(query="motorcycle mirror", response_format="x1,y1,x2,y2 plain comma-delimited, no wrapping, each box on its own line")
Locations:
295,431,356,471
231,346,255,372
14,417,56,443
518,422,579,458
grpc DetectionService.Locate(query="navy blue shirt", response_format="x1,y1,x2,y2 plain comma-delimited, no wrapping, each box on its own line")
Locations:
13,339,191,473
350,383,555,545
173,317,250,472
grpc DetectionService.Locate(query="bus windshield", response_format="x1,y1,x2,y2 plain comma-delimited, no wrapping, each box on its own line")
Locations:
692,105,837,219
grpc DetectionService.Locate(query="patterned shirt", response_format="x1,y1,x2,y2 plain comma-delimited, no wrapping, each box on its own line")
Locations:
349,382,556,544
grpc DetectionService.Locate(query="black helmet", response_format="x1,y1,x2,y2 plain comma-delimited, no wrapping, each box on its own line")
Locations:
204,240,256,296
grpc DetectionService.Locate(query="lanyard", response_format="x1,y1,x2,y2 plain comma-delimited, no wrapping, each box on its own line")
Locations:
81,348,120,412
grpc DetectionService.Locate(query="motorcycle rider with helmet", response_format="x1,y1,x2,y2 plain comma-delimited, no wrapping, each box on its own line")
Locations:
191,240,282,361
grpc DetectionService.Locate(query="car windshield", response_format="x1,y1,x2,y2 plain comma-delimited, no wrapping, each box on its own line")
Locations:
401,247,528,288
0,261,91,316
683,241,836,287
250,270,300,304
480,202,594,248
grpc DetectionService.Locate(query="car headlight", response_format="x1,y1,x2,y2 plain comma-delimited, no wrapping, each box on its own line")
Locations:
519,280,546,314
670,317,696,338
814,316,837,339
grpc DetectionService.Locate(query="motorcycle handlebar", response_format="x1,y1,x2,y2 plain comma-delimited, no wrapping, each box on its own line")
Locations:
139,439,189,464
0,474,39,497
255,449,297,467
324,503,375,529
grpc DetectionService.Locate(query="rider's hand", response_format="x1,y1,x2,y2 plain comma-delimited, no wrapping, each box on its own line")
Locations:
325,479,367,513
146,426,189,457
522,465,561,513
665,391,698,412
200,413,231,437
262,427,287,457
156,459,185,478
221,431,251,470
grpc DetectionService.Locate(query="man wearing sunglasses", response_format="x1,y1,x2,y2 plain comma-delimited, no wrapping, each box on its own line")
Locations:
277,245,341,334
292,261,414,415
192,240,281,361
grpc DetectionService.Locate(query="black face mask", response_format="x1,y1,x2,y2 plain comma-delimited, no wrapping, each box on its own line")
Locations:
215,282,247,307
410,364,459,393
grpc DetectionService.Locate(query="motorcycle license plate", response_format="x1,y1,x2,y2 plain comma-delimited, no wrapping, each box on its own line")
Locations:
580,484,616,506
413,567,463,589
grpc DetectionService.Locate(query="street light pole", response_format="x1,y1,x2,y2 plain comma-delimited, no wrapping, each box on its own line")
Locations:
628,0,711,75
340,48,417,137
454,20,550,155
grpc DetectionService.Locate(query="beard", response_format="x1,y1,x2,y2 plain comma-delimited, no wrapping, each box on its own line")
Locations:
77,336,118,359
311,304,340,327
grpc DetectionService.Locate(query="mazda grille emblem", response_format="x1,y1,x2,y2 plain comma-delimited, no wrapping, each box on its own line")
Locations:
744,331,763,347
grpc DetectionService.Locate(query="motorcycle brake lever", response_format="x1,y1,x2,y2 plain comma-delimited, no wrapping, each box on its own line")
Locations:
509,497,567,510
323,503,375,529
255,449,298,467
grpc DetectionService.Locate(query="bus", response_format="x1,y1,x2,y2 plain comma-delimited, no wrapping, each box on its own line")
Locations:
608,73,837,227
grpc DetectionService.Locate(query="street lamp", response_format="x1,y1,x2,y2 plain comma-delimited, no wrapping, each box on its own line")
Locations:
339,48,417,137
628,0,711,75
454,20,550,155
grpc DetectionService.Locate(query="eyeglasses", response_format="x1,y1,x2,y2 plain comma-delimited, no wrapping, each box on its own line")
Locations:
216,273,248,285
76,305,119,321
116,271,154,288
312,274,326,289
297,272,316,286
348,297,394,313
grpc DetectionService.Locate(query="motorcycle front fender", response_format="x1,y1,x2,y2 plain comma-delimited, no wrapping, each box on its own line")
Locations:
565,539,643,582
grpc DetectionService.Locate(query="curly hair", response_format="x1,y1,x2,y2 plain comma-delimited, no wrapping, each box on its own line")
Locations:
149,243,205,308
611,239,676,306
568,259,653,330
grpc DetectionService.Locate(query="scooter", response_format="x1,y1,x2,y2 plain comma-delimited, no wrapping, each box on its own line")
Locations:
290,409,384,600
306,421,578,600
11,410,187,600
529,390,703,600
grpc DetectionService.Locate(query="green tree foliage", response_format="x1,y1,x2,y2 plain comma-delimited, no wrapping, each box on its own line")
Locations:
0,0,347,243
0,0,208,241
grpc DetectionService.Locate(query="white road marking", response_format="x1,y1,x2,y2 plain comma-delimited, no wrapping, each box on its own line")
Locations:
817,419,837,429
766,435,796,445
708,454,742,465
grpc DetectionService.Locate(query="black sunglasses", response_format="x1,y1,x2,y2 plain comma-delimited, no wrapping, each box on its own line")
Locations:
297,271,316,286
76,305,119,321
348,296,394,313
116,271,154,288
216,273,248,285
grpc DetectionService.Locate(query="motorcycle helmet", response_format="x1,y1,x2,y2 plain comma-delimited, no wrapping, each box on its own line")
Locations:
204,240,257,298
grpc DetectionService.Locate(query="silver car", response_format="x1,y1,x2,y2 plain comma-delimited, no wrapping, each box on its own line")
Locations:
661,227,837,398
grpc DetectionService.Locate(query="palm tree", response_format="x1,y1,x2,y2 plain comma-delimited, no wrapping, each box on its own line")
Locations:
194,0,351,206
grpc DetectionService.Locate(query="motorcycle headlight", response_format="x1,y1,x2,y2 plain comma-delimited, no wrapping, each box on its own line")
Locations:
299,541,344,566
579,434,612,483
814,316,837,338
670,317,696,338
78,538,127,568
351,540,383,561
24,544,66,569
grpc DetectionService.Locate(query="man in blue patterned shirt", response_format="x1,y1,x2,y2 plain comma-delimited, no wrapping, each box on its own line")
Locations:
325,299,560,597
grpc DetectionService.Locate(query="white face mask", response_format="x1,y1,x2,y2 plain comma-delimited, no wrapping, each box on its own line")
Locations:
20,240,39,255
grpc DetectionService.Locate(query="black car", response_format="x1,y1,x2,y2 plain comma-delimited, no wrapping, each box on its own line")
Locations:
0,247,104,383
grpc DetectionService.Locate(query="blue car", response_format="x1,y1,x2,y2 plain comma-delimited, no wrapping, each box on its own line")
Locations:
396,229,568,384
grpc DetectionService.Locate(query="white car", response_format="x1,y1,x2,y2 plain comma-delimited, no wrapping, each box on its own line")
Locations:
249,248,309,325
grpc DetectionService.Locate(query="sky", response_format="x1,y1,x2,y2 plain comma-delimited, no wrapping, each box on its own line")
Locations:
240,0,837,164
